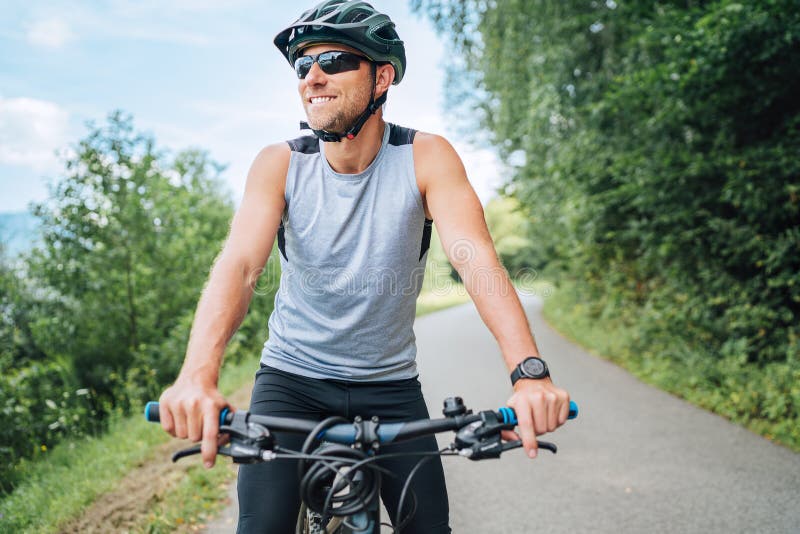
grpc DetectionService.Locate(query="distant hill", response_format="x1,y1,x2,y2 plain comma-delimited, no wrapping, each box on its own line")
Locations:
0,212,40,257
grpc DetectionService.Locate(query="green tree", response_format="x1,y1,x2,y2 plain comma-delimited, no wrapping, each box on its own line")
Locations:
415,0,800,447
1,111,281,492
28,111,233,408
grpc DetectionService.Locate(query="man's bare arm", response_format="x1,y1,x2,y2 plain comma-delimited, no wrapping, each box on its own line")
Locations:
414,133,570,458
158,142,290,467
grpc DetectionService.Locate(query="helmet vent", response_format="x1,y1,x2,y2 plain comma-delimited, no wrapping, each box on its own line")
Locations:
374,23,398,42
319,4,339,17
350,11,370,23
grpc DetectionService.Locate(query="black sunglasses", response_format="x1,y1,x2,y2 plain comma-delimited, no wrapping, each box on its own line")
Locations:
294,51,367,79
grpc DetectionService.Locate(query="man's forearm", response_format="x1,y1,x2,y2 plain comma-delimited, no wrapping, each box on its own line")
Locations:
178,255,256,385
457,245,539,371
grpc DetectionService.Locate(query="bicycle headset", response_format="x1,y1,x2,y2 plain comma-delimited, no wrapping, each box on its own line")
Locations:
273,0,407,142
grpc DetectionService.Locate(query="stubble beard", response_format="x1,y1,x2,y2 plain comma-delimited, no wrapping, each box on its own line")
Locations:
305,79,372,134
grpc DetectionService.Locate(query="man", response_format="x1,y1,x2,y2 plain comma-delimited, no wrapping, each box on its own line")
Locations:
157,1,571,532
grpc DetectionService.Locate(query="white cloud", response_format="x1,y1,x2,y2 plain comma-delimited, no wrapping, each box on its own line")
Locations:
0,96,71,171
26,18,73,48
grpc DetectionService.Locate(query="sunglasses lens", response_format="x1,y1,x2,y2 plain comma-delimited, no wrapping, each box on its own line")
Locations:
294,57,313,78
318,52,362,75
295,52,364,79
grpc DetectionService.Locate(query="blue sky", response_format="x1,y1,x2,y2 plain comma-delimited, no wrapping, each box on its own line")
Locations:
0,0,503,213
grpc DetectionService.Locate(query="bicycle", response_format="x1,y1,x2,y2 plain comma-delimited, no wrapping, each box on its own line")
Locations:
145,396,578,533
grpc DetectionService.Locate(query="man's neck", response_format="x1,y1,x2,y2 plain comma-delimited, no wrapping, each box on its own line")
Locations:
322,114,386,174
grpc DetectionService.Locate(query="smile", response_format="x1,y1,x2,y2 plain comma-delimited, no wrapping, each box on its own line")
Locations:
309,96,336,104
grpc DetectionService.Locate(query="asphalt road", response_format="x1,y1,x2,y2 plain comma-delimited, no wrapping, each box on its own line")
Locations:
206,295,800,533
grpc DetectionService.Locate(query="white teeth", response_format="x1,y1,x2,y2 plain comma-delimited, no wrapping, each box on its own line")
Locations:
310,96,334,104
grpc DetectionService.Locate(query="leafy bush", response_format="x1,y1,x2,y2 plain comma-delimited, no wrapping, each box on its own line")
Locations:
0,112,281,492
416,0,800,447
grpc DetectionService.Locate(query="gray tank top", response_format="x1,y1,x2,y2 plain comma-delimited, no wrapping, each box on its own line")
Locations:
260,123,432,381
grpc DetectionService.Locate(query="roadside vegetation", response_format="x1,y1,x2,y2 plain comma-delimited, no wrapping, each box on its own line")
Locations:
0,359,256,533
416,0,799,450
0,113,279,531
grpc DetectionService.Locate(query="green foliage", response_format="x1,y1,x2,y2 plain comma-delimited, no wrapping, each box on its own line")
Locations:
27,111,233,404
0,111,277,493
416,0,800,447
0,356,258,534
483,196,540,273
544,280,800,450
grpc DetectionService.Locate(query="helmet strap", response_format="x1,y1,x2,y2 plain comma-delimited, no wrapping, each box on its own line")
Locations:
300,63,386,142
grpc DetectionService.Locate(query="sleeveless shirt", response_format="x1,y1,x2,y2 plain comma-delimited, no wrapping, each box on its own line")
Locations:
260,122,433,381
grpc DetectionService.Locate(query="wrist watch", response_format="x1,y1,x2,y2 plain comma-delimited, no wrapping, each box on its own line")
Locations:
510,356,550,386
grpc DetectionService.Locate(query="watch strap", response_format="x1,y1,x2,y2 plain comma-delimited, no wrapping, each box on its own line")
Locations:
510,366,525,385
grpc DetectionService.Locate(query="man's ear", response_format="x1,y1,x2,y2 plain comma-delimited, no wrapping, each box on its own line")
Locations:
374,63,395,98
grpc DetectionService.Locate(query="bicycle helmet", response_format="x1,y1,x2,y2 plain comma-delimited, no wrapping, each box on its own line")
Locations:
274,0,407,141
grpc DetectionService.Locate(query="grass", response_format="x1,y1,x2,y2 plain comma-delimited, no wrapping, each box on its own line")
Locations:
0,357,257,534
416,257,472,316
0,410,169,533
416,285,471,316
542,278,800,452
139,463,236,533
415,266,555,317
512,277,556,299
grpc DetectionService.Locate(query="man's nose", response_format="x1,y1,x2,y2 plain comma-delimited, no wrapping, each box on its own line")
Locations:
304,61,327,85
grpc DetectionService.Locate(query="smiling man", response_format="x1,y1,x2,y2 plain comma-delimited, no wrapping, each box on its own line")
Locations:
156,1,571,532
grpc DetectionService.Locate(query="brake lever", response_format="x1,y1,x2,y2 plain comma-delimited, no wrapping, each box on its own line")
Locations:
170,440,270,464
172,445,202,462
500,439,557,454
170,411,276,464
454,410,561,460
458,438,557,460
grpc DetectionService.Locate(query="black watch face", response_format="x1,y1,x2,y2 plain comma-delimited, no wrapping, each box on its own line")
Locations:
522,358,545,377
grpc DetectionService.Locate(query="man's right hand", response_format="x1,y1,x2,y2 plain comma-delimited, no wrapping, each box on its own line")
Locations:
158,377,230,468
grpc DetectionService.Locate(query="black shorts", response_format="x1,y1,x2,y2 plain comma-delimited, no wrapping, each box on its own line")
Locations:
236,365,451,533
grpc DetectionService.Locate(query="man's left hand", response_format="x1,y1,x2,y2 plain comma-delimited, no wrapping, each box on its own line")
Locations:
504,378,571,458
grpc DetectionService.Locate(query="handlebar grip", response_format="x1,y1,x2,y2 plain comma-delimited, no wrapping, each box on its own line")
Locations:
144,401,230,427
145,401,160,422
497,401,578,425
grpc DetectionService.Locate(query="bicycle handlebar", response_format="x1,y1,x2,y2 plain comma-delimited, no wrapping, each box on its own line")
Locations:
145,396,578,530
144,400,578,446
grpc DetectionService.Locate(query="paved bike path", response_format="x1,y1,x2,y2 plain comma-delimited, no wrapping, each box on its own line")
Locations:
416,295,800,533
205,294,800,533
